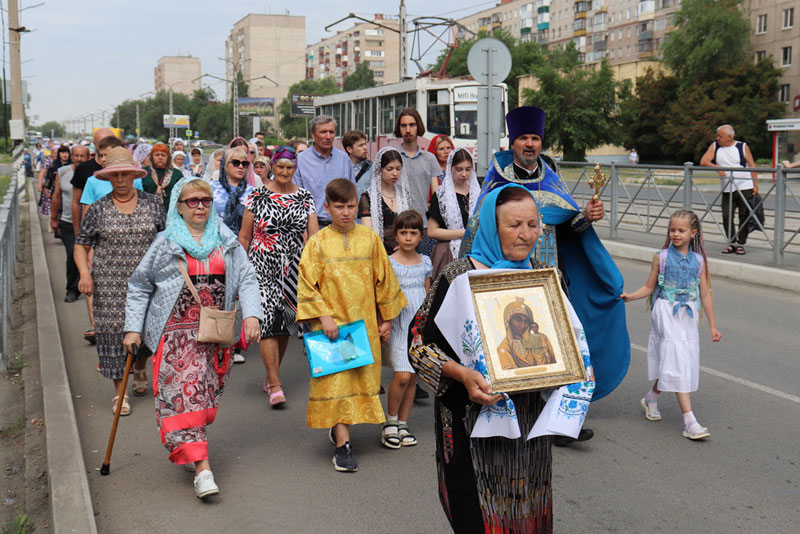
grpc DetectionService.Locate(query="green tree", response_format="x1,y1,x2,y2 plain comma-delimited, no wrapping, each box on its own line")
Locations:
343,62,376,92
235,71,249,98
522,45,619,161
617,68,679,162
278,78,340,139
430,28,544,109
39,121,65,138
662,0,751,90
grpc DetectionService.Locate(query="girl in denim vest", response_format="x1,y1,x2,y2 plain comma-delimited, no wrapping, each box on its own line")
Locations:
621,210,722,440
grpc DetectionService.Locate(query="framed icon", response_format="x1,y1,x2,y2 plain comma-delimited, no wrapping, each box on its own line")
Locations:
469,268,586,393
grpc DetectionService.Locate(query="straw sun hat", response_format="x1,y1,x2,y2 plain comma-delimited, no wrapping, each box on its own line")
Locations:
94,147,148,180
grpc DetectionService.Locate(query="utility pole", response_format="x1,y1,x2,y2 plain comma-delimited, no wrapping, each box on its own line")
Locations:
8,0,24,143
399,0,408,80
232,70,239,138
168,87,174,140
135,103,140,140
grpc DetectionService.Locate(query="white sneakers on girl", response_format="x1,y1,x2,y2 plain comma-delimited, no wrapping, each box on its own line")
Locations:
193,470,219,499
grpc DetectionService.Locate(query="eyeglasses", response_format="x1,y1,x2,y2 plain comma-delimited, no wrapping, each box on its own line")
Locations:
229,159,250,168
178,197,213,208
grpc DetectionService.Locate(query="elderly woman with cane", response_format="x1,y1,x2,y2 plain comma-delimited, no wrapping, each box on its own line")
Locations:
124,176,261,500
74,148,165,415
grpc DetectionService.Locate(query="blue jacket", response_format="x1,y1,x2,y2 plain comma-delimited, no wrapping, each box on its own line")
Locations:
124,223,262,351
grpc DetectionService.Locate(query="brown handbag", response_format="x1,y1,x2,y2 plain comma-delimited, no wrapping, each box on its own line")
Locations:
178,259,237,346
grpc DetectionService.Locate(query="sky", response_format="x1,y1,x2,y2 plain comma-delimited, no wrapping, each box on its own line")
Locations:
10,0,501,127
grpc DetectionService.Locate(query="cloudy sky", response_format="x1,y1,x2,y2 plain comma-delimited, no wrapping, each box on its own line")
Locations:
12,0,499,126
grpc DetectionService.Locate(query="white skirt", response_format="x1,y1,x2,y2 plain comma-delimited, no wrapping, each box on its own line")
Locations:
647,298,699,393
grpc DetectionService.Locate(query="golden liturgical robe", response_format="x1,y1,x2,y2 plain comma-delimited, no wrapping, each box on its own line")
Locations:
297,224,407,428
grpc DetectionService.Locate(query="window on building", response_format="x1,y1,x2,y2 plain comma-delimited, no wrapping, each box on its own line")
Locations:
779,84,791,103
782,46,792,66
757,14,767,34
756,50,766,62
783,8,794,29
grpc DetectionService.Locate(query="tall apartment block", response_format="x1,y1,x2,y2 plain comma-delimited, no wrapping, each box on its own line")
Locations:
455,0,799,117
154,56,202,96
225,14,306,133
306,15,400,87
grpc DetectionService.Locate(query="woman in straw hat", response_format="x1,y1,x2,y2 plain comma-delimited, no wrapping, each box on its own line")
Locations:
124,176,261,499
74,147,166,416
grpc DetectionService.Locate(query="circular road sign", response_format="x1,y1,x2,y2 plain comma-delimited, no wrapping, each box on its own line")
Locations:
467,37,512,85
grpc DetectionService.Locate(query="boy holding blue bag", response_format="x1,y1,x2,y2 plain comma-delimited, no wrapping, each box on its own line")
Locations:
297,178,407,472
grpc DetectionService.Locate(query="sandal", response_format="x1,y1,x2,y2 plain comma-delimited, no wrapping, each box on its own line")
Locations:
683,421,710,440
264,382,286,408
735,246,746,255
721,245,735,254
112,394,131,416
398,423,417,447
640,398,661,421
133,370,148,396
84,330,96,345
381,422,401,449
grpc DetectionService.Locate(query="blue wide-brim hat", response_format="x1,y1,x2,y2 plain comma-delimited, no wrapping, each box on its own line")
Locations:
506,106,546,145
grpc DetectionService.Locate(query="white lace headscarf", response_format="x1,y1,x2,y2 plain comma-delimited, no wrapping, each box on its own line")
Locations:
369,146,414,239
436,147,481,259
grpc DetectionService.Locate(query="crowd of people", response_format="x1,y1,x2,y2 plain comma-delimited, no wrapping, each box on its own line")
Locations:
34,106,724,533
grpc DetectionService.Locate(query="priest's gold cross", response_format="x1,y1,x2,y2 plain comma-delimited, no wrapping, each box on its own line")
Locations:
589,163,606,201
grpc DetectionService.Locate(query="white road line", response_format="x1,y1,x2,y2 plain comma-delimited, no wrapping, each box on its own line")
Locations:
629,343,800,405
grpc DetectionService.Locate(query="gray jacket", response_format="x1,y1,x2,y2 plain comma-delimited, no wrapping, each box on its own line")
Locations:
124,224,262,351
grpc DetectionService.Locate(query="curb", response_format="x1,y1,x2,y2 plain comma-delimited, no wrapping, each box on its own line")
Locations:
27,180,98,534
603,240,800,293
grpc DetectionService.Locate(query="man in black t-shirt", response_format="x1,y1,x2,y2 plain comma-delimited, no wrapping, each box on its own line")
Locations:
70,128,114,238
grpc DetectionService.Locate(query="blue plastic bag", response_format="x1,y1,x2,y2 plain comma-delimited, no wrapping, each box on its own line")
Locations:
303,319,374,378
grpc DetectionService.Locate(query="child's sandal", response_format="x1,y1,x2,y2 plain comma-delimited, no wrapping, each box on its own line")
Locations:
398,423,417,447
640,398,661,421
381,422,401,449
683,421,710,440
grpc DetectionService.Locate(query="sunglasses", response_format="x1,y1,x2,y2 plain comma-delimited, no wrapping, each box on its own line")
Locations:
229,159,250,168
275,145,297,154
178,197,213,208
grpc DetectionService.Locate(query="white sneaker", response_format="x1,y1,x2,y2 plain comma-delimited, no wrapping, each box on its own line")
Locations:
193,470,219,499
233,352,245,364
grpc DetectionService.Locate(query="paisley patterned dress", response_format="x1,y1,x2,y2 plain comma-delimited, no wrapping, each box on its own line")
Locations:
244,187,315,337
152,251,231,465
76,192,165,379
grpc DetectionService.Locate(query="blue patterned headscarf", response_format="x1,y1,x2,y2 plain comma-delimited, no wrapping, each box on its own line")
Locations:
467,184,539,270
217,148,249,233
165,176,223,259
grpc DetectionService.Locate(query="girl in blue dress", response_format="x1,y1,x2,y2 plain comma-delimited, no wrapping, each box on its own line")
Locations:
621,210,722,440
383,210,432,449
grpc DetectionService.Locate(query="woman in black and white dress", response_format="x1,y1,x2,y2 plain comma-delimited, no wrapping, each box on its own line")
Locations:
239,146,318,407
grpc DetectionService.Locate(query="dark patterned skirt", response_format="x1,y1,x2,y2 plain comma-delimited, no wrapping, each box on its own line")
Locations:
435,393,552,533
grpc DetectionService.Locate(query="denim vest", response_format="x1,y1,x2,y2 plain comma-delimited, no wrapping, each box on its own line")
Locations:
655,245,702,317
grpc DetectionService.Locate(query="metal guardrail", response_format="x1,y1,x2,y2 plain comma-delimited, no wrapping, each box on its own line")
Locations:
0,145,25,371
556,161,800,265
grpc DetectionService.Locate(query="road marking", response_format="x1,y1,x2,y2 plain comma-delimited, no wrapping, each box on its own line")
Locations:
629,343,800,405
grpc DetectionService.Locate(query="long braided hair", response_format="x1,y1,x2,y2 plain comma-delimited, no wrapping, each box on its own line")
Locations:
662,210,710,288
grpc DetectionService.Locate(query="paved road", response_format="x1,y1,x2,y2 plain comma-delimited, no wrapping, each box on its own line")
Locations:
39,214,798,534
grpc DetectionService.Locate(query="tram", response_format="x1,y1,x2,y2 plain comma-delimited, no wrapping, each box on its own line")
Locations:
314,76,509,157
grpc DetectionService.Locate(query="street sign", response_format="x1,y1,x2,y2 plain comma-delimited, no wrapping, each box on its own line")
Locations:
290,93,318,118
467,37,512,176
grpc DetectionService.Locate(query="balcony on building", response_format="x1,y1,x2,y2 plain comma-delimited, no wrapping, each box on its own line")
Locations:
594,39,607,52
638,38,654,57
573,18,587,35
638,1,656,18
574,1,589,14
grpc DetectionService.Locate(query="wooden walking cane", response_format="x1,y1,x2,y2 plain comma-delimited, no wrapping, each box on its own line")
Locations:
100,344,138,476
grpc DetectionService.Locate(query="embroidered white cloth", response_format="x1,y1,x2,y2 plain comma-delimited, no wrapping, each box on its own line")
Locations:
434,270,594,440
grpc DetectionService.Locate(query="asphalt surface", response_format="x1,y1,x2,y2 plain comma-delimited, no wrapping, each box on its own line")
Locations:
39,213,799,534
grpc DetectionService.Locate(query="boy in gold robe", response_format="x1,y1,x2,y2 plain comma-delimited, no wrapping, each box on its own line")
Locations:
297,178,407,472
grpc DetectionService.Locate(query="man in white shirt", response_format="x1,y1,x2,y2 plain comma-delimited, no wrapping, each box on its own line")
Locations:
700,124,758,254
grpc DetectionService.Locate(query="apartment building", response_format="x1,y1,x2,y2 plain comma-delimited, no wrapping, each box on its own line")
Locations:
154,56,202,96
306,15,400,87
456,0,798,117
748,1,799,116
225,14,306,132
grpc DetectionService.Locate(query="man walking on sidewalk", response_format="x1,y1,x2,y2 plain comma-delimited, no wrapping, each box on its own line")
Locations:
700,124,758,255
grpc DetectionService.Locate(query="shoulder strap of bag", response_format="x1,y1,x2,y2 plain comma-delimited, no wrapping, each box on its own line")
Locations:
177,258,202,304
736,142,746,167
